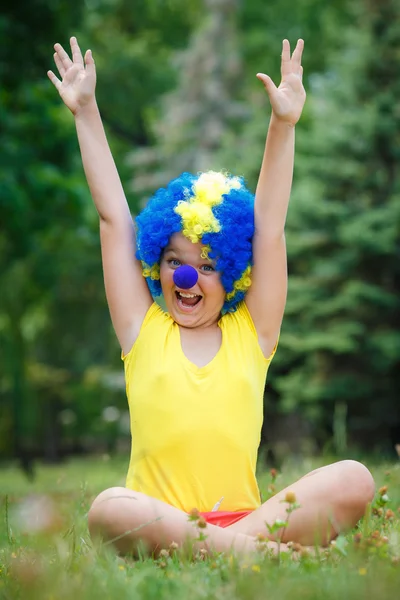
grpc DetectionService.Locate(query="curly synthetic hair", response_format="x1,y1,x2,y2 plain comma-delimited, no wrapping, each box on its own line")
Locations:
135,171,255,312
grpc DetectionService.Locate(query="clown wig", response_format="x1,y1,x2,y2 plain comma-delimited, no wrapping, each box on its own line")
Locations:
135,171,255,313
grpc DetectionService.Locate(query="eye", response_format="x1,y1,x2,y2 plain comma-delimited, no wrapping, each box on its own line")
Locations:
200,264,215,273
167,258,181,268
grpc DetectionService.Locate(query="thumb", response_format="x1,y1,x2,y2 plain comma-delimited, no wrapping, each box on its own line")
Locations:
84,49,96,76
256,73,277,98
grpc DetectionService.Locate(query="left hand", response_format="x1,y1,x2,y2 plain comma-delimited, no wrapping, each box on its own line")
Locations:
257,39,306,126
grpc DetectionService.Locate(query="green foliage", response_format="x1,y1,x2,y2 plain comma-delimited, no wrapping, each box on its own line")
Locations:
130,0,245,198
1,0,202,461
80,0,202,199
1,0,399,459
274,0,400,448
0,3,121,460
0,1,83,88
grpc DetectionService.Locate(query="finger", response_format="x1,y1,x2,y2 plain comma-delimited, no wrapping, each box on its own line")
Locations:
47,70,62,91
256,73,278,98
70,36,84,66
281,39,291,78
53,52,65,78
291,39,304,74
84,49,96,77
54,42,73,70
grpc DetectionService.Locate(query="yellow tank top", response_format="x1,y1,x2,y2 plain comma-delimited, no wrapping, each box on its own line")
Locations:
122,302,277,513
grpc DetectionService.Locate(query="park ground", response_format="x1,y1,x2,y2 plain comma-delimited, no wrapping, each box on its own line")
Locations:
1,455,400,599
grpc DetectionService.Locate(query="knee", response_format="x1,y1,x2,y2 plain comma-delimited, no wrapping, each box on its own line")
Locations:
87,487,139,539
88,487,123,537
338,460,375,519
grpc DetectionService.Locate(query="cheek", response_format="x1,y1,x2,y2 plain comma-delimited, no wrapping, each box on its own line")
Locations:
203,275,225,301
160,264,173,291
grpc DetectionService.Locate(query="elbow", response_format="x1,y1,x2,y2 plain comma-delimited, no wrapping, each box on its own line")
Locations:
99,213,133,231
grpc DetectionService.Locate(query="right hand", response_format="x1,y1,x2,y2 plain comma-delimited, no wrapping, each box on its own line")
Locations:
47,37,96,115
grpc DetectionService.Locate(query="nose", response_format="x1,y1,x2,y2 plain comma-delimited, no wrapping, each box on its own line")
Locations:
173,264,198,289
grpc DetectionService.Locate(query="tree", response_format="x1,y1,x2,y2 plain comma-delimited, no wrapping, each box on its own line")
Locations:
0,1,112,467
81,0,202,197
130,0,245,202
273,0,400,453
0,0,203,466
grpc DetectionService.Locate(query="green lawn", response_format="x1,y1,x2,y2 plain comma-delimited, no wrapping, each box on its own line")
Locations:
1,456,399,599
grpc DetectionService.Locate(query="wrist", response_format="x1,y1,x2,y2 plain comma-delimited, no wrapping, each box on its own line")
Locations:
74,98,99,120
270,112,296,130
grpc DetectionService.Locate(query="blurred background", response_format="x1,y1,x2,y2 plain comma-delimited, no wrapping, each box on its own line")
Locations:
1,0,399,480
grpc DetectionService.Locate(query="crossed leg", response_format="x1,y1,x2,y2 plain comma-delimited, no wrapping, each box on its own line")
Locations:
87,460,375,557
88,487,257,557
228,460,375,545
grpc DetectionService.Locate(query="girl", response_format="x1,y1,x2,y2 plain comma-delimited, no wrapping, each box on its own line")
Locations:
48,37,375,557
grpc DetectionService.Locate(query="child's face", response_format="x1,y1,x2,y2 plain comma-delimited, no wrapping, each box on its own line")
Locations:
160,232,225,328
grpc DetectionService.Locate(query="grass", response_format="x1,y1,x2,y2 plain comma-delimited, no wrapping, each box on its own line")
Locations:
1,455,400,599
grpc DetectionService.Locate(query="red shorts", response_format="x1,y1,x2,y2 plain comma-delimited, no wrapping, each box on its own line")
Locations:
200,510,252,528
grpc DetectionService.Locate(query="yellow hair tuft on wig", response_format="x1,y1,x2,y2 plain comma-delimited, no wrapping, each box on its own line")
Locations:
175,171,240,244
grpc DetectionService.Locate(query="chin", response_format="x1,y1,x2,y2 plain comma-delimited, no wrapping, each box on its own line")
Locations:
165,299,216,327
168,304,201,325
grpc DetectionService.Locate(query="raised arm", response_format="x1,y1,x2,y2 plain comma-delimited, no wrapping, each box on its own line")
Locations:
245,39,306,357
48,37,152,355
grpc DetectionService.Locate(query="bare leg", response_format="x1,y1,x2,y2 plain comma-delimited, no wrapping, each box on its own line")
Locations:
88,487,258,557
228,460,375,546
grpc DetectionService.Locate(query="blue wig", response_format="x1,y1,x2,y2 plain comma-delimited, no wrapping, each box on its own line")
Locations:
135,171,254,312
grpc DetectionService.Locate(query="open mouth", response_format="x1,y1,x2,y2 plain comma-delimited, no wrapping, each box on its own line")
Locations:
175,291,202,309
